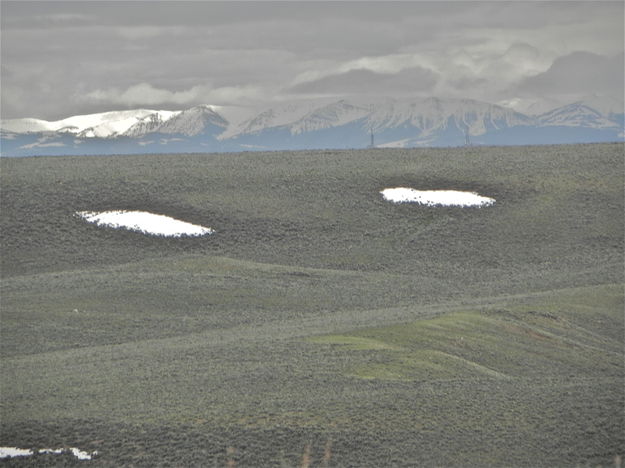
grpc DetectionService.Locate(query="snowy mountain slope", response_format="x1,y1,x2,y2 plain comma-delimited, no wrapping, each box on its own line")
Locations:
229,97,534,140
537,102,620,129
1,97,623,156
577,95,624,117
366,97,533,136
121,111,181,137
0,118,56,134
220,99,334,139
126,105,228,137
1,109,178,137
289,100,370,134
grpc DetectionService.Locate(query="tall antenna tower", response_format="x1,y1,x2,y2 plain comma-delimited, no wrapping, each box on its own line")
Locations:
464,129,471,147
368,128,375,148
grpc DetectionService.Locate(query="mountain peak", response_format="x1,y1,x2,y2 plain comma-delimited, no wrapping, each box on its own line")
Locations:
538,102,618,128
290,100,369,134
124,105,228,137
2,97,623,156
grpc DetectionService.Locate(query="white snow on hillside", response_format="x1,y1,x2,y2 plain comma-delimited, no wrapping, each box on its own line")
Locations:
289,100,370,134
367,97,532,136
76,210,214,237
1,110,179,137
0,447,98,460
2,96,622,146
0,448,33,458
0,118,55,134
578,95,624,116
148,105,228,136
80,111,180,137
537,102,619,128
381,188,495,207
226,97,534,138
221,99,335,138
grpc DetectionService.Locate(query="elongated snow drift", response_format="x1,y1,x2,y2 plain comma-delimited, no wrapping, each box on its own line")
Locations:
0,447,97,460
381,188,495,207
76,210,214,237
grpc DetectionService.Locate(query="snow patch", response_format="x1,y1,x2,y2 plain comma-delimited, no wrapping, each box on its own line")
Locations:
0,447,33,458
77,210,214,237
381,188,495,207
70,448,97,460
0,447,98,460
39,448,64,455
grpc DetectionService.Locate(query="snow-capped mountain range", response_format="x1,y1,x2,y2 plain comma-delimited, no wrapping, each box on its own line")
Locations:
1,97,623,156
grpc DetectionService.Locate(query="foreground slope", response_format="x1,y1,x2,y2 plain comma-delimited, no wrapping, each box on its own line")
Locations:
1,143,623,466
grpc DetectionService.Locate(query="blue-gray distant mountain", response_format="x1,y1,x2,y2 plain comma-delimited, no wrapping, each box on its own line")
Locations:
224,98,536,150
1,98,623,156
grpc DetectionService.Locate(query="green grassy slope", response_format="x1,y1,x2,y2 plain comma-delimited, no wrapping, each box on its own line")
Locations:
310,284,623,382
1,143,623,466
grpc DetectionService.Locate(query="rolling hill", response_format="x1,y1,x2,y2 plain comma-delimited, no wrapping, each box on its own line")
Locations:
1,143,623,466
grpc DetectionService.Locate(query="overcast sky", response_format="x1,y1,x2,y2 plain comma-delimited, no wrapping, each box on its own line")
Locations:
1,1,623,120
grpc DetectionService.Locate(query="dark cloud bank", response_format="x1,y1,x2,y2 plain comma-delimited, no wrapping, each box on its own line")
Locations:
1,1,623,120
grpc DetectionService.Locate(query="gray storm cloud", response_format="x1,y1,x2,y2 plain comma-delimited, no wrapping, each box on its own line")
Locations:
289,67,439,96
518,52,624,99
83,83,265,108
1,1,623,119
